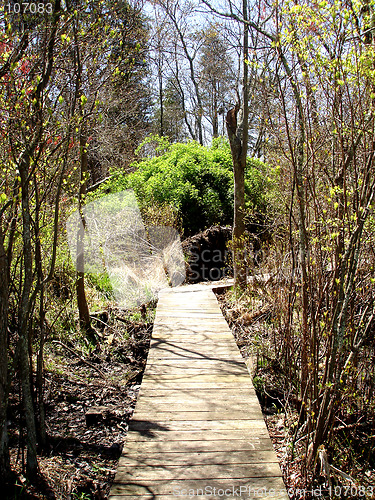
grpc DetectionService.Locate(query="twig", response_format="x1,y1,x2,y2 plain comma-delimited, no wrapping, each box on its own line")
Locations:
115,315,131,324
329,464,356,485
86,175,114,193
90,315,117,333
333,421,366,432
52,340,107,380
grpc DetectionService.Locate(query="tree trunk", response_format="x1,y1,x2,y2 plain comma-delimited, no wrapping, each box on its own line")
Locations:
36,290,47,449
19,155,38,478
0,232,10,481
76,132,92,333
226,0,249,290
158,60,164,136
212,83,219,138
226,106,246,288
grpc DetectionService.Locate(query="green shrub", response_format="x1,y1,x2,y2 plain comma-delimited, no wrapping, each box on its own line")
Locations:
93,136,274,235
87,271,114,300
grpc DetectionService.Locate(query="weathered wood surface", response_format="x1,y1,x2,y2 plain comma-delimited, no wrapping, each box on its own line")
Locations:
110,283,289,500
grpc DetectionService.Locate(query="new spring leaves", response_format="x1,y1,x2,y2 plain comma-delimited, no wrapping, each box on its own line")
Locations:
66,190,185,307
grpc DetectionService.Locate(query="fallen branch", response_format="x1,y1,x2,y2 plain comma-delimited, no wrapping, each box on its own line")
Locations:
319,445,357,487
52,340,107,380
329,464,356,485
333,421,366,432
90,315,117,333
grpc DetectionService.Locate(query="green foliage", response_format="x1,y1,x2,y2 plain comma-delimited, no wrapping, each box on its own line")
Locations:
253,374,265,394
72,492,91,500
87,272,114,300
95,136,274,235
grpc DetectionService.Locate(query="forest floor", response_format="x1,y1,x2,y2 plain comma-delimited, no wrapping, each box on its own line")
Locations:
6,285,374,499
6,305,155,500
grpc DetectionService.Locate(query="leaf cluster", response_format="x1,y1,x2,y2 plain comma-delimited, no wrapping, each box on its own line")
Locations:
94,136,274,235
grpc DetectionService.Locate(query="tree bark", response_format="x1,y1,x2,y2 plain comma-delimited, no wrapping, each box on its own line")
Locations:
18,154,38,478
76,131,93,333
226,0,249,290
0,231,10,480
212,82,219,138
226,104,246,288
158,62,164,137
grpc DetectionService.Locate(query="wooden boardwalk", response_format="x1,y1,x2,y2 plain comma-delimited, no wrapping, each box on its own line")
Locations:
110,284,289,499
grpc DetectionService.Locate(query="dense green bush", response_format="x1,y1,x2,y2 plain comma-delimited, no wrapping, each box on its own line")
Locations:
95,136,274,235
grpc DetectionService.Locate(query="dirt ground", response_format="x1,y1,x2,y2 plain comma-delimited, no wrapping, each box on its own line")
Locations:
6,307,153,500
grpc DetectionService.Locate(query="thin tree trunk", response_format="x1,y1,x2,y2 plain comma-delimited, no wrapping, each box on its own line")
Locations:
227,99,247,288
76,131,92,332
212,83,218,138
19,155,38,478
72,18,93,336
232,144,246,287
226,0,249,290
0,231,10,480
36,289,47,449
158,60,164,136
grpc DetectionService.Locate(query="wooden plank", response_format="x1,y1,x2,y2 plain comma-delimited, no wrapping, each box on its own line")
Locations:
126,429,271,441
151,336,234,343
148,346,239,355
139,381,253,389
155,315,225,321
110,477,289,499
117,450,279,466
115,463,283,481
133,409,264,419
141,373,251,381
152,329,233,337
144,367,249,376
147,353,243,361
135,399,258,408
150,338,235,346
146,357,247,365
132,410,265,420
151,330,234,338
133,394,264,414
153,318,230,325
134,392,261,402
136,389,256,398
146,358,245,366
137,385,255,392
144,368,248,376
138,381,254,390
129,419,268,431
109,492,289,499
148,344,241,356
121,438,275,453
